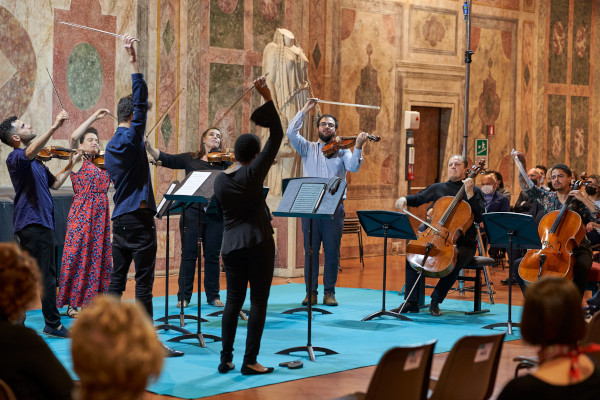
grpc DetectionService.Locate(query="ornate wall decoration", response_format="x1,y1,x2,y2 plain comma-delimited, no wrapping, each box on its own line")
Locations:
409,5,457,55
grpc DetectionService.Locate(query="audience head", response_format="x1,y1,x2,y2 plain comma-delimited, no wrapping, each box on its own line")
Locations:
0,243,41,323
71,295,163,400
527,168,540,187
480,172,497,195
520,277,585,348
490,170,505,189
234,133,261,164
585,174,600,198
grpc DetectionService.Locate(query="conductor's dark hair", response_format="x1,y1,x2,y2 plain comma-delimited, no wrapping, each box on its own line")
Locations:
551,163,572,177
234,133,261,163
80,127,99,144
0,116,17,146
117,95,134,123
317,114,338,129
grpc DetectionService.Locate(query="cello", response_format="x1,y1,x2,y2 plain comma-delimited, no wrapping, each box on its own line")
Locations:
404,159,486,278
518,170,587,284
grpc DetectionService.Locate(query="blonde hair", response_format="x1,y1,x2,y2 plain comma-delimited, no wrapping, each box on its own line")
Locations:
71,295,163,400
0,242,41,322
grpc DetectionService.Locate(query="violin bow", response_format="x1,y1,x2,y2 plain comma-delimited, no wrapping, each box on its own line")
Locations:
310,98,380,110
213,73,269,127
59,21,140,42
46,67,65,110
145,88,186,138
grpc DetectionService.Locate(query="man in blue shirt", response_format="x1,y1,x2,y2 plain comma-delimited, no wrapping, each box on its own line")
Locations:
0,109,80,338
104,34,182,357
287,99,368,306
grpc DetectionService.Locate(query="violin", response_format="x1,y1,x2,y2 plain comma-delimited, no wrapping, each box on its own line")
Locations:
321,134,380,156
518,172,588,284
36,146,77,162
404,159,486,278
207,150,236,163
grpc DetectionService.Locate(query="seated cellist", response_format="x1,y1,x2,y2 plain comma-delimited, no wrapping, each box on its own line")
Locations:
394,155,485,316
511,150,597,299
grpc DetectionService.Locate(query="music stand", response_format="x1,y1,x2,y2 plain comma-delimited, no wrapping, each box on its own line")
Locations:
273,177,344,361
164,171,222,347
480,212,541,335
357,210,417,321
154,182,195,340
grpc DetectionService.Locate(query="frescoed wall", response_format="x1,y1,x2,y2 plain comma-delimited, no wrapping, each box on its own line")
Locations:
2,0,600,276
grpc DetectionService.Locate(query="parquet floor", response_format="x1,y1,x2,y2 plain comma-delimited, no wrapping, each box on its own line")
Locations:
119,254,576,400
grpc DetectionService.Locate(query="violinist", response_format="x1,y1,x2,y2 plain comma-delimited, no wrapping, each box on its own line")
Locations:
395,155,485,316
145,127,230,308
57,108,112,318
287,99,368,307
511,151,597,298
0,110,79,338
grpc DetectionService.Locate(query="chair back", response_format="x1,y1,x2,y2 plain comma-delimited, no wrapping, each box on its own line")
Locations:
0,379,16,400
365,340,436,400
429,333,505,400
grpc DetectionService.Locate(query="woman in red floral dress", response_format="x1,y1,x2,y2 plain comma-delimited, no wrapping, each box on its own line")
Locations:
57,109,112,317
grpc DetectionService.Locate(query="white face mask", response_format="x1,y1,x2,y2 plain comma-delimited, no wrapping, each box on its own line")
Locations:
481,185,494,195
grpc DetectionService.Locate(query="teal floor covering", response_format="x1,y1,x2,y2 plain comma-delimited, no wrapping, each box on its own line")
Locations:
30,283,522,399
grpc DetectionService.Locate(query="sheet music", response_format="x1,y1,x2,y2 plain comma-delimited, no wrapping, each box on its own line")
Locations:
290,183,326,214
175,171,212,196
156,181,178,217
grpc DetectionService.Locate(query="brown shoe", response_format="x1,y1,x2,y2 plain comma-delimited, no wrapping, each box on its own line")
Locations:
209,299,224,307
323,293,338,306
302,293,318,306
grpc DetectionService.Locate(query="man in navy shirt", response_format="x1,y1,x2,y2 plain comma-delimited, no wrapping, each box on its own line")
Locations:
104,34,182,357
0,109,81,337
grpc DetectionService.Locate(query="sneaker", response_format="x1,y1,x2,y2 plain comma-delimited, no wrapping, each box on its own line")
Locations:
323,293,338,306
397,301,419,313
43,324,69,338
209,299,224,307
176,300,189,308
302,293,318,306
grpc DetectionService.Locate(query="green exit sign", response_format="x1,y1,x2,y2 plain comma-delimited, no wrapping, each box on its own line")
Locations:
476,139,488,157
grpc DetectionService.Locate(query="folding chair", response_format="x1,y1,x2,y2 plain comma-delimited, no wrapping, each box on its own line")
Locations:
429,333,505,400
338,340,436,400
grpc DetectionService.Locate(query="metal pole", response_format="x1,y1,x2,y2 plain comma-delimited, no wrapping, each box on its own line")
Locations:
462,0,473,159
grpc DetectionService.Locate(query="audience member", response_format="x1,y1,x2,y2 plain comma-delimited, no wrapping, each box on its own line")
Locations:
498,278,600,399
0,242,73,399
70,295,163,400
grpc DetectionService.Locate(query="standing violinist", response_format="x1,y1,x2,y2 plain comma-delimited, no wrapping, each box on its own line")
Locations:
57,108,113,318
145,127,230,308
511,150,597,298
0,110,80,338
395,154,485,316
287,99,368,307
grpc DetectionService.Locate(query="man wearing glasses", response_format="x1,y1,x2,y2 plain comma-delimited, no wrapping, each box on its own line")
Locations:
511,150,598,299
287,99,368,306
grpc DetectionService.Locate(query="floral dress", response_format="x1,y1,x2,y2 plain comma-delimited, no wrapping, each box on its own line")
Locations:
57,159,111,308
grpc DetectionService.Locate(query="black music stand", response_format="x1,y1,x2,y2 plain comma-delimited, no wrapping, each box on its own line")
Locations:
154,182,194,340
163,171,222,347
357,210,417,321
481,212,541,335
274,177,344,361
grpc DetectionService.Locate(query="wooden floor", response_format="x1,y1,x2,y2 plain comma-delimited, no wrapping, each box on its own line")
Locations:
117,255,588,400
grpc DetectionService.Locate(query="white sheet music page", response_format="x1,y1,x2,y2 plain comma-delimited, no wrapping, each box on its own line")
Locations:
175,171,211,196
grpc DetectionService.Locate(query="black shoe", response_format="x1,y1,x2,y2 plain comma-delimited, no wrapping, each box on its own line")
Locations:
429,302,442,317
218,362,235,373
161,341,184,357
398,301,419,313
241,364,274,375
500,277,519,286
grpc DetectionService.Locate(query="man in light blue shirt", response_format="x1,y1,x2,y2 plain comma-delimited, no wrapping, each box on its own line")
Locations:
287,99,368,306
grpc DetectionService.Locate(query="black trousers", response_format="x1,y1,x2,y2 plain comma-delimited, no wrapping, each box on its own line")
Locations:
177,206,222,303
405,244,476,304
514,244,592,298
16,225,61,328
220,237,275,366
108,209,157,317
